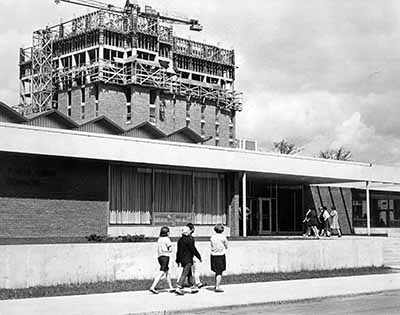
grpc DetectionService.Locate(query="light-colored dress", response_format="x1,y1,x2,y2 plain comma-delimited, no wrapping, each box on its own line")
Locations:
330,210,340,229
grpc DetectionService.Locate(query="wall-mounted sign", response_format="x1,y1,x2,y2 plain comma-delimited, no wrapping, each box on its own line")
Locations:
153,212,193,226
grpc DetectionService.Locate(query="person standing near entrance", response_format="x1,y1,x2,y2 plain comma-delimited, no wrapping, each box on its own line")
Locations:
210,224,228,292
175,226,202,295
303,208,319,238
319,206,331,237
330,207,342,237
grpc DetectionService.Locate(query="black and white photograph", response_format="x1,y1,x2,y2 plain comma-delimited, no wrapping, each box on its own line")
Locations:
0,0,400,314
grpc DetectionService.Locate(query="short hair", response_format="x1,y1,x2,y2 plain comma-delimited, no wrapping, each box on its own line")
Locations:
331,206,336,210
159,226,170,237
186,223,195,231
214,224,224,234
322,206,328,210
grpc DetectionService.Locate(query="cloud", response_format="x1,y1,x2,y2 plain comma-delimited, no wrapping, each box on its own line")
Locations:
1,0,400,166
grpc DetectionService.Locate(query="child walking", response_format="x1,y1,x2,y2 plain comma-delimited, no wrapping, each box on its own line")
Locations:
149,226,175,294
330,207,342,237
319,206,331,237
210,224,228,293
175,226,202,295
303,208,320,238
185,223,206,289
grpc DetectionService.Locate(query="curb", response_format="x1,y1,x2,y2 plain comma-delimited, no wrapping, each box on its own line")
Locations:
127,290,400,315
1,274,400,315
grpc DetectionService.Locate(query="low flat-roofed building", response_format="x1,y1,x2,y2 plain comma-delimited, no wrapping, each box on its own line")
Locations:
1,115,400,238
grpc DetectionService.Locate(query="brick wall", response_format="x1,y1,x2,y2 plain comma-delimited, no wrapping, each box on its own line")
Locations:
219,110,231,147
188,102,202,134
131,86,150,126
0,198,108,237
55,84,235,147
204,103,216,143
0,153,109,238
71,89,82,122
158,94,174,134
84,85,97,121
57,92,68,116
98,84,127,128
172,98,189,133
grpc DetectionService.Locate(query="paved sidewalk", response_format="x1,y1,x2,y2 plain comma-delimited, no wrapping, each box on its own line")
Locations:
1,273,400,315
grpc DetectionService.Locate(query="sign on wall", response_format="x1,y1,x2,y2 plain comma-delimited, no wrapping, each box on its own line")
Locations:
153,212,193,226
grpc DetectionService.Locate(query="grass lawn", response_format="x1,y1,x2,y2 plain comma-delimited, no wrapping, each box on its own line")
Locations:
0,267,395,300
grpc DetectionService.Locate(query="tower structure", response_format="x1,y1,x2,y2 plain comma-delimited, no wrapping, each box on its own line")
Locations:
17,0,242,147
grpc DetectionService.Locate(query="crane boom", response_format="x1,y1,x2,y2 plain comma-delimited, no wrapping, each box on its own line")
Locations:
54,0,124,13
54,0,202,31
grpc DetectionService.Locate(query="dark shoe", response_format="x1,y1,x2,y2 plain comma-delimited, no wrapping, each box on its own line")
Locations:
168,288,176,293
215,288,224,293
196,282,206,289
190,286,199,293
149,288,159,294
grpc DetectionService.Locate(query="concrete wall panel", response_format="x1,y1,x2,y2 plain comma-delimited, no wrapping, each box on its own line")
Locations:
0,237,384,289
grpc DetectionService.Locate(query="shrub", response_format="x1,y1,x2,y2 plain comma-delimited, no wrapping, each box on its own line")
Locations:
86,234,146,243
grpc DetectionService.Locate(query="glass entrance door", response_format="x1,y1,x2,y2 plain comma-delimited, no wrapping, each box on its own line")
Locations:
259,198,272,234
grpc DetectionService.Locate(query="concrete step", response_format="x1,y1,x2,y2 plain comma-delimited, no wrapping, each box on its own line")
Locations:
388,230,400,237
383,239,400,266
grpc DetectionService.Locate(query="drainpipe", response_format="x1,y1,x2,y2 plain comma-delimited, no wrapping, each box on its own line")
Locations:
366,181,371,236
242,172,247,237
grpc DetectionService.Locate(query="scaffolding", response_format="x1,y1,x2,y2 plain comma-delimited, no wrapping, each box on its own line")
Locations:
17,4,242,116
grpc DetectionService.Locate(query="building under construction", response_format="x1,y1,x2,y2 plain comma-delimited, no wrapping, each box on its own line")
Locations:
17,0,242,147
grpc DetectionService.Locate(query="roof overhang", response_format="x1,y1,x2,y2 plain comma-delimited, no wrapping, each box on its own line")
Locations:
1,122,399,185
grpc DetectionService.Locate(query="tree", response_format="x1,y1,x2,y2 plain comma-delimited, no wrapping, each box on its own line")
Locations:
318,147,352,161
273,140,303,155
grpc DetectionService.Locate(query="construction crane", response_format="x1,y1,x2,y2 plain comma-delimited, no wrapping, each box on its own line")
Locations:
54,0,203,31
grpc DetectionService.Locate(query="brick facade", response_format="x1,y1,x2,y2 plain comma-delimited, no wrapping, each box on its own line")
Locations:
56,84,235,147
0,198,108,238
131,85,150,126
0,153,109,238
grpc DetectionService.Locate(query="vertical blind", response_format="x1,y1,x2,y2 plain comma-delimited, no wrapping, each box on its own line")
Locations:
154,169,192,213
109,166,152,224
109,165,227,225
194,172,226,224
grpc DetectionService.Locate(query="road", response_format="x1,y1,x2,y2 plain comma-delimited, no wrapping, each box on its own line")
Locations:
181,290,400,315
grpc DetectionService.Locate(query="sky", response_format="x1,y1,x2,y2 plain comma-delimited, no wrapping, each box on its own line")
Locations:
1,0,400,165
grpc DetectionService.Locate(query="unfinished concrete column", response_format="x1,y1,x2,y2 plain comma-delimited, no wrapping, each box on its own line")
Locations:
366,181,371,235
228,172,240,237
242,172,247,237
